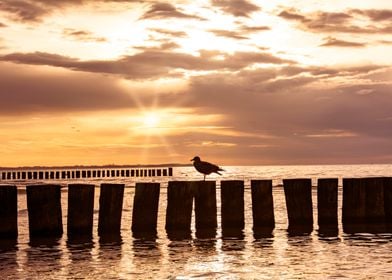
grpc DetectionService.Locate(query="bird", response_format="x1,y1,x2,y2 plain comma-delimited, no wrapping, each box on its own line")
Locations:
191,156,224,181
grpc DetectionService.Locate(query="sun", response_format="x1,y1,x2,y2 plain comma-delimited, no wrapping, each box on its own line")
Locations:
142,112,160,128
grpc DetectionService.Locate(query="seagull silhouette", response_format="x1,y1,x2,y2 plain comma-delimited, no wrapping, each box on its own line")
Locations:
191,156,224,181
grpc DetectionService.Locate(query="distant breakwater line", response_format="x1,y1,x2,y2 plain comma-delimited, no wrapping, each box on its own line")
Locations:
0,167,173,181
0,177,391,243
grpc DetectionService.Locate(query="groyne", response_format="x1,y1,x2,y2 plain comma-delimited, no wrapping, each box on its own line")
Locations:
0,177,391,242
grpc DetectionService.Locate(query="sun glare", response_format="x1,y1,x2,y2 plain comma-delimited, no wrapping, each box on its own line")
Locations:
143,113,160,128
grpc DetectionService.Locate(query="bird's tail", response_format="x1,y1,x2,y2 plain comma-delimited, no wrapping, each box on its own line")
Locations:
216,168,224,175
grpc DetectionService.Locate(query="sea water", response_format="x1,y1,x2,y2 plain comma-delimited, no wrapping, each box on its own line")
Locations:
0,164,391,279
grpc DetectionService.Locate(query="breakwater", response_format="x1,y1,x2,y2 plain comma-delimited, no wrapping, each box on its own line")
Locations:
0,167,173,181
1,177,391,241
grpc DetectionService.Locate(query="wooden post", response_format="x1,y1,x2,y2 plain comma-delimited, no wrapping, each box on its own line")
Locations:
168,167,173,176
67,184,95,237
0,185,18,238
283,179,313,234
26,184,63,238
157,169,161,176
251,180,274,237
39,172,44,180
126,170,129,177
221,180,244,237
116,170,120,177
163,169,167,176
135,170,139,177
111,170,115,177
98,184,124,236
317,178,338,235
193,181,217,238
165,181,193,238
363,178,385,224
22,172,26,180
152,170,156,177
131,170,135,177
342,178,365,233
82,171,86,178
132,183,160,237
55,171,60,179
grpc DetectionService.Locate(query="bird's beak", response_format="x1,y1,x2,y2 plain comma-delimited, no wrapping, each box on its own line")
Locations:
190,158,194,161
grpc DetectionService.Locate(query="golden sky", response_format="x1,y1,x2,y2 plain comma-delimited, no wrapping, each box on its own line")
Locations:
0,0,392,166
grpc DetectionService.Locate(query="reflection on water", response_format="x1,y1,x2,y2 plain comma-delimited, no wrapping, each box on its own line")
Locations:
1,165,392,279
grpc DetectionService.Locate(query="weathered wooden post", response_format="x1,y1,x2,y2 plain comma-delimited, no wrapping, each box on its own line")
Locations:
283,179,313,235
157,169,162,176
135,170,139,177
342,178,365,233
131,170,135,177
0,185,18,238
98,184,124,236
22,172,26,180
126,170,129,177
251,180,275,237
193,181,217,238
363,178,385,224
39,172,44,180
67,184,95,238
221,180,244,238
165,181,194,239
163,169,167,176
26,184,63,238
132,183,160,238
317,178,338,235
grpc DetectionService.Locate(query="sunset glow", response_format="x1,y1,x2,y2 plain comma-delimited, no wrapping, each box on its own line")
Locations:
0,0,391,166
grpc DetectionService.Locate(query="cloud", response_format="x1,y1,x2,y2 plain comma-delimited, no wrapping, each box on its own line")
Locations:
150,28,187,38
134,40,181,51
63,28,107,42
178,65,392,163
209,29,249,40
0,62,136,115
278,8,392,34
0,50,292,79
351,9,392,21
140,2,204,20
239,25,270,33
0,0,142,22
211,0,260,17
0,22,7,27
320,37,366,48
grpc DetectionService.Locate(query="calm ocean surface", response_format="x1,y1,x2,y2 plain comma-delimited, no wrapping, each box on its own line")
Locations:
1,164,392,279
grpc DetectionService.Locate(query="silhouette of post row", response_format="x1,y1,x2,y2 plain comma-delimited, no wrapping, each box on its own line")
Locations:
0,167,173,181
0,177,391,244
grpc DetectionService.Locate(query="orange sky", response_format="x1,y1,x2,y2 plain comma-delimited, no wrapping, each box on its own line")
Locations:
0,0,392,167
